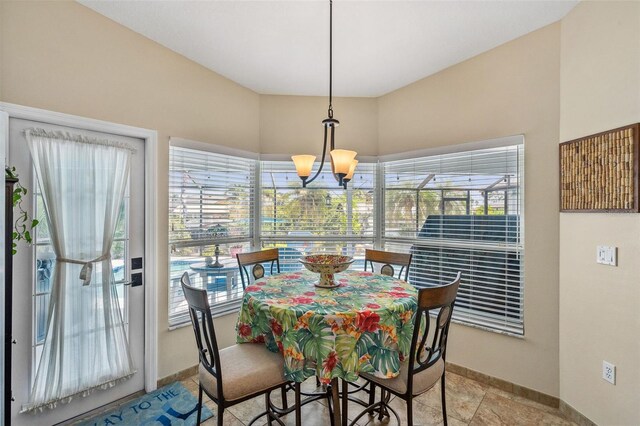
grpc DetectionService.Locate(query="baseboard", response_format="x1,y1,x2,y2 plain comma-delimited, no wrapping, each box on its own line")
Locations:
559,400,597,426
157,365,199,388
446,362,559,409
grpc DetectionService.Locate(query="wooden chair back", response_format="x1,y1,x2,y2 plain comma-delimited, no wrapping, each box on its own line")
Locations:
236,248,280,289
407,272,461,389
365,249,412,281
181,272,223,400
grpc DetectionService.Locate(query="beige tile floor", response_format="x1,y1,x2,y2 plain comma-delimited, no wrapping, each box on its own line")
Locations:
181,372,576,426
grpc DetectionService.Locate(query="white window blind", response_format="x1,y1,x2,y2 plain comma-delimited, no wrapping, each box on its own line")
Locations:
168,146,256,326
260,161,376,267
382,144,524,335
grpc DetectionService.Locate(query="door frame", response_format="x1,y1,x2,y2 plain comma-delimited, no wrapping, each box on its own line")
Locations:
0,102,159,393
1,110,7,424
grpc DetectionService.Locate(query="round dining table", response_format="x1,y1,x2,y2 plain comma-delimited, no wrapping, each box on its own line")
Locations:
235,269,418,425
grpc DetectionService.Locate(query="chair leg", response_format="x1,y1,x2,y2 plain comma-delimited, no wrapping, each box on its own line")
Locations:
295,382,302,426
407,395,413,426
266,393,273,426
441,374,448,426
341,379,348,426
377,389,386,421
196,385,203,425
281,385,288,410
368,382,376,406
217,404,224,426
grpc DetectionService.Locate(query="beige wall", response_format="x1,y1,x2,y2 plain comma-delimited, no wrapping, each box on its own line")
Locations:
378,23,561,396
7,2,639,420
559,2,640,425
260,95,378,156
0,1,260,379
0,1,378,383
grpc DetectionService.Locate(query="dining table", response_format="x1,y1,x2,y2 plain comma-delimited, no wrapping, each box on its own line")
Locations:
235,268,418,425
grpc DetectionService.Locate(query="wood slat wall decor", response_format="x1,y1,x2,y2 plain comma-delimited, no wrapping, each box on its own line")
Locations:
560,123,640,212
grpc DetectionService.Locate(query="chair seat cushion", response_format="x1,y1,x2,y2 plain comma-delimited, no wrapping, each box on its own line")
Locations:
199,343,287,402
362,357,444,396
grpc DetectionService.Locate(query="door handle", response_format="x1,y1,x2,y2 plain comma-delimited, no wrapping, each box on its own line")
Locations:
122,272,143,287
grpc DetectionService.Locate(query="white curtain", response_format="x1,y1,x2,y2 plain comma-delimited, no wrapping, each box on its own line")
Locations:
23,128,136,412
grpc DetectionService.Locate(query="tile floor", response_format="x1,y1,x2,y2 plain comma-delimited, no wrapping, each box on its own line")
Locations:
180,372,576,426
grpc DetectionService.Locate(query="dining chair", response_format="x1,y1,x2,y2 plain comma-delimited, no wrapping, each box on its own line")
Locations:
364,249,412,281
181,272,298,426
349,272,461,426
236,248,280,289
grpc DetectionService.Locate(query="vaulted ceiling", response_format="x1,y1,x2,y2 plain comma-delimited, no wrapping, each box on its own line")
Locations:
80,1,577,97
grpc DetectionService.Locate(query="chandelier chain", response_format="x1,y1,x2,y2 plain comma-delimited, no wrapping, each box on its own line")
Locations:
292,0,357,189
328,0,333,118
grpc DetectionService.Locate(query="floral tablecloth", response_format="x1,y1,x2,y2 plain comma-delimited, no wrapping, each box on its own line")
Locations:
236,270,418,383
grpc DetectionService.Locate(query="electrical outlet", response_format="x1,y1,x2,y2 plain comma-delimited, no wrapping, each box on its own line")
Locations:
602,361,616,384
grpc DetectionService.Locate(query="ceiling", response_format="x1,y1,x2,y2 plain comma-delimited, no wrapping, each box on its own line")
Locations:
79,0,578,97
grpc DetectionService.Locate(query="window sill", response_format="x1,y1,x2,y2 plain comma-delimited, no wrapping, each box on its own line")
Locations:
450,317,524,339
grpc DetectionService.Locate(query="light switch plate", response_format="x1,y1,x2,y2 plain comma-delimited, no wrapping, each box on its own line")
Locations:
596,246,617,266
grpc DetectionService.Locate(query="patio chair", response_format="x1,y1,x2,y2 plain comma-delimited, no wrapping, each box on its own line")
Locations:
181,272,298,425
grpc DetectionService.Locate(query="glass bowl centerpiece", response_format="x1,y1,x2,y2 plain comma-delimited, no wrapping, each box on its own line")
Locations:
299,254,354,289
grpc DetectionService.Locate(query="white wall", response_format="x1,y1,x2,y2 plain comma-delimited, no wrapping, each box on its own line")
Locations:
559,2,640,424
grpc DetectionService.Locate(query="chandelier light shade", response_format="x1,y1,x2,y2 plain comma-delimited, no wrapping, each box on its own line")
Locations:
291,0,358,188
343,159,359,183
330,149,357,183
291,155,316,180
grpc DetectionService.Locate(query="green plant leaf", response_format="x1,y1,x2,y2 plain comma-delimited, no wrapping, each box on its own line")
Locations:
7,166,40,255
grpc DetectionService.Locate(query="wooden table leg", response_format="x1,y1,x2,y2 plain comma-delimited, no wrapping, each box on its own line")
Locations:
331,377,342,426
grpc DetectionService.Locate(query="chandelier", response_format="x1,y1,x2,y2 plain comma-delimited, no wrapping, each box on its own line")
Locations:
291,0,358,189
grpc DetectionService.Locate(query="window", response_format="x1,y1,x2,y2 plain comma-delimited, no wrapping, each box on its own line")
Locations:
381,143,524,335
168,145,256,326
260,161,376,270
169,140,525,335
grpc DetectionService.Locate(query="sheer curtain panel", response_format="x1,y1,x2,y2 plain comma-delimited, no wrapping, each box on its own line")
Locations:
23,129,135,412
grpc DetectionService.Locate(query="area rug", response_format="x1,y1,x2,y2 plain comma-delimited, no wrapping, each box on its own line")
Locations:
74,382,213,426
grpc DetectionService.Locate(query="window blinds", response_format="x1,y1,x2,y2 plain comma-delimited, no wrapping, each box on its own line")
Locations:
169,146,255,245
382,144,524,335
260,160,376,263
168,146,256,326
